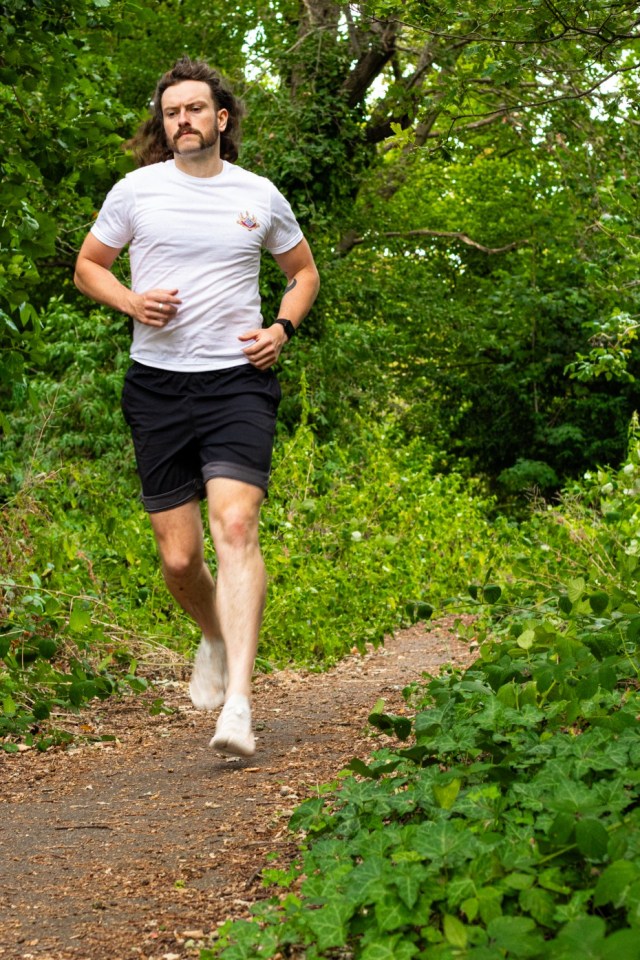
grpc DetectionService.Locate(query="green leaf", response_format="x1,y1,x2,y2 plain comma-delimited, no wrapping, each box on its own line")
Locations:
567,578,586,603
348,757,379,779
518,887,556,927
575,818,609,860
627,617,640,643
594,859,640,907
2,695,17,717
69,601,92,633
550,917,606,958
433,779,461,810
517,629,535,650
360,936,418,960
487,916,540,957
393,869,421,910
375,891,414,932
368,711,412,741
559,595,573,615
443,914,468,949
32,701,51,721
37,638,58,660
547,812,575,846
589,591,609,614
305,900,352,951
600,929,640,960
483,584,502,604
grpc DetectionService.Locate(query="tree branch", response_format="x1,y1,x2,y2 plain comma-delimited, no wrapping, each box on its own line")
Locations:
337,229,529,257
342,19,398,107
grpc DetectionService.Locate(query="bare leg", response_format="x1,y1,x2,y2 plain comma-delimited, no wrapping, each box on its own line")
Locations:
206,477,266,756
149,499,219,638
149,499,227,708
205,477,266,699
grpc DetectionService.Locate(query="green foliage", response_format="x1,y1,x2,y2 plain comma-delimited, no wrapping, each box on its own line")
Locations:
205,431,640,959
263,411,493,662
0,0,140,396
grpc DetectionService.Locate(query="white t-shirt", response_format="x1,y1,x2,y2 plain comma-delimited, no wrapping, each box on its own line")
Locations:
91,160,304,371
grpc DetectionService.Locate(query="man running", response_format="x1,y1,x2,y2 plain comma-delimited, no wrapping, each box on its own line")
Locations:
74,57,320,757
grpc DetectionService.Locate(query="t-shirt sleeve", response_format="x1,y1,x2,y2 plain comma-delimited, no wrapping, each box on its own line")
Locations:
90,177,135,250
263,183,304,255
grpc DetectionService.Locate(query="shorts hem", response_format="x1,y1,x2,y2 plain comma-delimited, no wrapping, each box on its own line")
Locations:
202,460,270,493
142,479,204,513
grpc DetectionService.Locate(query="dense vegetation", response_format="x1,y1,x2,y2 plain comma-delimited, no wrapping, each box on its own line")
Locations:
2,0,640,955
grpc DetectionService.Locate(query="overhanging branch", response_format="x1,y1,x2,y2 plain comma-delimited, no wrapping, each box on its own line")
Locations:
337,228,529,257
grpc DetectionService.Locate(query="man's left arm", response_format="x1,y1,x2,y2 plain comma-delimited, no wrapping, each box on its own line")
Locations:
239,238,320,370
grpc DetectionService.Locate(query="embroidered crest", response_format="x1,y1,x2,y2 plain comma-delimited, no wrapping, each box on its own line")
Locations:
237,211,259,231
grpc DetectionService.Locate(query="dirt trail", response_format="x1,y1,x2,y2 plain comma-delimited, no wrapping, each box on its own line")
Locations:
0,620,473,960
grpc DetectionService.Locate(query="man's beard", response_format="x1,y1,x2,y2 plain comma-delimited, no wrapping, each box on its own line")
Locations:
173,123,219,154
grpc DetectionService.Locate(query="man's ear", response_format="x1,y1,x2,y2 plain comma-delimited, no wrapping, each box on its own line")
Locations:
218,109,229,131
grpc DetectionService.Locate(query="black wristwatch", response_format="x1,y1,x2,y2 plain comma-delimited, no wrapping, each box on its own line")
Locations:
273,318,296,341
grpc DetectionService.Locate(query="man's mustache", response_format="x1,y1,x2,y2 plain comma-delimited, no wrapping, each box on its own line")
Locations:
174,128,203,144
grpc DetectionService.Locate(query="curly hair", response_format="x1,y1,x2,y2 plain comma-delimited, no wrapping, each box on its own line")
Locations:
125,57,243,167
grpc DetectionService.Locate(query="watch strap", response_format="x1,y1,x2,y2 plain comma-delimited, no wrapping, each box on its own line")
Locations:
273,318,296,341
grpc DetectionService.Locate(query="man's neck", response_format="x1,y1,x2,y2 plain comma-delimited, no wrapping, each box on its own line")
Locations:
173,151,224,179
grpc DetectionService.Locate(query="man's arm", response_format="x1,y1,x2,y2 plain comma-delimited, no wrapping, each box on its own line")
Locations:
74,233,181,327
239,238,320,370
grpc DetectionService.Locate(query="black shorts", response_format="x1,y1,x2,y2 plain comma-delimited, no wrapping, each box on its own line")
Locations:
121,362,281,513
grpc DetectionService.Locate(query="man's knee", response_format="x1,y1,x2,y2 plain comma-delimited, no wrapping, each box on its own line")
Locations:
160,547,203,583
212,507,259,551
207,479,263,552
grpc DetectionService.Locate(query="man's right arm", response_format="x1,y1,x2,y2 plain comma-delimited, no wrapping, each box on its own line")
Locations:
74,234,181,327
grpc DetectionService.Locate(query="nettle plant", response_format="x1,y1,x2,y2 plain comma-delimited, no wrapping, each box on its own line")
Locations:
205,440,640,960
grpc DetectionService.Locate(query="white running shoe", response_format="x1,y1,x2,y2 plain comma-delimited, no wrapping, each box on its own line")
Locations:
210,694,255,757
188,637,228,710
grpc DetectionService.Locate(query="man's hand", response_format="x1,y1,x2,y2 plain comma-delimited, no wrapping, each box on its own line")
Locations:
239,325,287,370
129,288,182,327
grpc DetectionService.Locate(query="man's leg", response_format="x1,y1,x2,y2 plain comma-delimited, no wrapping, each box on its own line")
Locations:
206,477,266,756
149,498,227,709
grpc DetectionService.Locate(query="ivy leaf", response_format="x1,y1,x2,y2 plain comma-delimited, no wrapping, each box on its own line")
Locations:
305,899,352,950
412,821,471,864
375,891,414,932
360,935,418,960
393,868,421,910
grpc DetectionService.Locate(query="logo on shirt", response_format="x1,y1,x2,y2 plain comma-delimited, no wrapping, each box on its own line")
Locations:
237,211,259,231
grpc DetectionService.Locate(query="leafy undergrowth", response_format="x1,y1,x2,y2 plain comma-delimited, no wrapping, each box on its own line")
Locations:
204,438,640,959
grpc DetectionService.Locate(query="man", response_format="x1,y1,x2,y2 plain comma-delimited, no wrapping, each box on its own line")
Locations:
74,57,320,758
